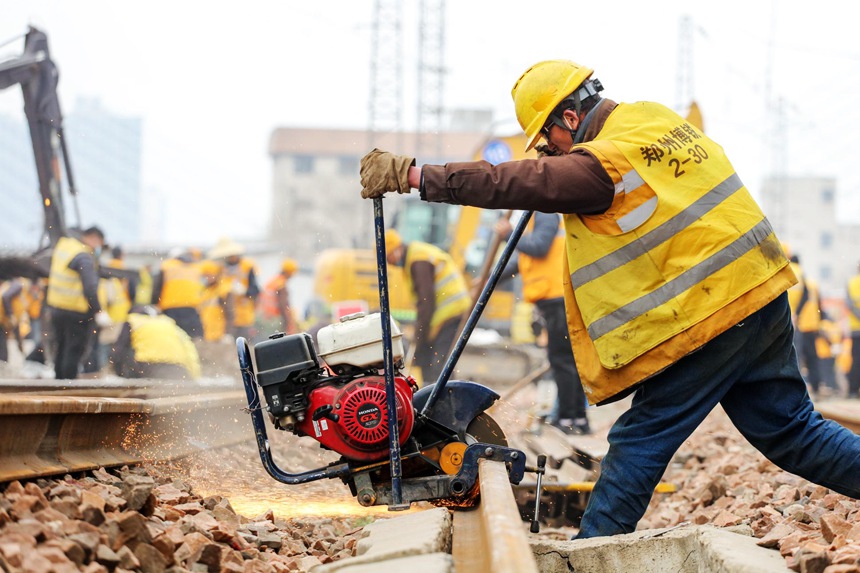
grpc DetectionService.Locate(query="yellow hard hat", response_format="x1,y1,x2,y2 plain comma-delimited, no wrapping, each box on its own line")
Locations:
511,59,594,152
385,228,402,257
208,237,245,259
281,257,298,276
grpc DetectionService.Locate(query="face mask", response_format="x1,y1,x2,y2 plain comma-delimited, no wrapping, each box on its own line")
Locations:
94,246,103,257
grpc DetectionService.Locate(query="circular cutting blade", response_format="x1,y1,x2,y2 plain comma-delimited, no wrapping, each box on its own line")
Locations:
465,412,508,446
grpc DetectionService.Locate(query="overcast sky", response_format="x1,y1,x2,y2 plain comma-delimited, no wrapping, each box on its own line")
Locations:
2,1,859,246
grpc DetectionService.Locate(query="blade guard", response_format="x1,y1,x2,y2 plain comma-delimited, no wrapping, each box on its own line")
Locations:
412,380,500,440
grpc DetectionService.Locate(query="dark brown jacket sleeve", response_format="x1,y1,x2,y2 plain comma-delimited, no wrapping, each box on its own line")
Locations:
421,100,618,215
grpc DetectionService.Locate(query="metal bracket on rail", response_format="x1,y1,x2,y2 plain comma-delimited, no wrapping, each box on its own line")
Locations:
353,442,528,507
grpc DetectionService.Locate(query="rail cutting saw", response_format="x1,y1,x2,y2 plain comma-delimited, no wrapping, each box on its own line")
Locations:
236,198,545,511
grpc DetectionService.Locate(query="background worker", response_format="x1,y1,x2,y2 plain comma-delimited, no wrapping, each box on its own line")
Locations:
845,262,860,398
359,58,860,538
495,211,590,435
46,226,112,379
208,237,260,341
151,248,203,339
261,257,299,335
198,260,228,342
0,279,29,362
797,274,824,395
384,228,470,385
816,311,844,397
85,245,135,374
109,306,201,380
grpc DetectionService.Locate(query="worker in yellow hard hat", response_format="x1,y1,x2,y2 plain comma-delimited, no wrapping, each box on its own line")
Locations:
357,58,860,536
208,237,260,341
260,258,299,335
384,228,470,385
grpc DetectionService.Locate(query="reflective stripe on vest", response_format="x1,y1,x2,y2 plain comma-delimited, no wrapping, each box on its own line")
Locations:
404,242,471,336
519,216,566,303
46,237,91,313
567,101,790,369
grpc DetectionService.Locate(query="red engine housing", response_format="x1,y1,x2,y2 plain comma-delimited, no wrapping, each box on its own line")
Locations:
296,375,415,462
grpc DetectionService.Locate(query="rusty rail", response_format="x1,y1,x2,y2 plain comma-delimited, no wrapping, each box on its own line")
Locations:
451,459,539,573
0,381,251,482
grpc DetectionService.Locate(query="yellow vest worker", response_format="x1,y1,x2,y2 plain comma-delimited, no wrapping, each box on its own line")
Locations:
198,260,228,342
361,57,860,539
517,216,566,303
156,257,203,310
222,257,259,329
564,102,793,403
152,252,204,339
388,229,470,384
401,241,471,340
46,227,109,380
47,236,93,314
110,310,201,379
99,257,133,325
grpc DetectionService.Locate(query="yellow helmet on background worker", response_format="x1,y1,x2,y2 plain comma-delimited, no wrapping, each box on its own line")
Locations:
511,59,594,152
281,258,298,276
385,228,402,257
208,237,245,260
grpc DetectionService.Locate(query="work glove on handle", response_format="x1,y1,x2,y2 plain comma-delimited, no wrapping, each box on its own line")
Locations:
360,148,416,199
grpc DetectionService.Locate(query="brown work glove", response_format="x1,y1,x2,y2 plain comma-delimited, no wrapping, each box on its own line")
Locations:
360,148,416,199
535,144,561,159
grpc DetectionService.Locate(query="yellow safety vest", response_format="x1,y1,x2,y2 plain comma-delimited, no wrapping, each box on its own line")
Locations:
46,236,94,314
222,258,257,327
816,318,843,360
564,102,795,403
403,242,471,338
199,282,228,341
519,216,566,303
846,274,860,333
99,259,132,324
127,313,201,379
796,279,821,333
158,259,203,309
787,262,805,316
135,267,153,306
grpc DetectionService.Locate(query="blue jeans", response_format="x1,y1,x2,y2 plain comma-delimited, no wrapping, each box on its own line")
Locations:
577,292,860,538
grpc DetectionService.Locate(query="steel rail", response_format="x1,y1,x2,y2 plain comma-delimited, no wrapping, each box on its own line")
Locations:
0,383,251,482
451,459,539,573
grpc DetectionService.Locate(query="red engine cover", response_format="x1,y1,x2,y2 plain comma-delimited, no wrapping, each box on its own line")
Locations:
296,375,415,462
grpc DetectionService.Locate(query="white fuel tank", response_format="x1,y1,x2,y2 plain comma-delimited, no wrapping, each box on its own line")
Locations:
317,312,404,368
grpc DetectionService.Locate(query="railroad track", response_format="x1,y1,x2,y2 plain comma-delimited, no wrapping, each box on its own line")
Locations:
0,378,252,482
451,459,540,572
